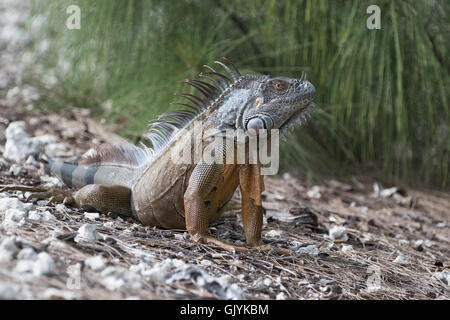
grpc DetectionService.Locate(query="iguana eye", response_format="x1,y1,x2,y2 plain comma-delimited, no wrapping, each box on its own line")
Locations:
273,82,284,90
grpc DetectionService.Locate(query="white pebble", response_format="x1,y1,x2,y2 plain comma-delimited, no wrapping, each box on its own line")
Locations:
27,210,41,221
393,255,408,265
341,245,354,253
0,236,20,262
84,212,99,220
433,270,450,285
276,292,287,300
8,164,22,175
75,224,101,242
0,284,19,299
33,252,55,276
263,278,272,286
85,255,106,271
4,121,45,162
307,185,322,199
41,210,56,222
3,208,28,227
0,197,32,214
295,244,320,256
329,226,349,242
265,230,284,238
17,247,37,261
200,259,212,266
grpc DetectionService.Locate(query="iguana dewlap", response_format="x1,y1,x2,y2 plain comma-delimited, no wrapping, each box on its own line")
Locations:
46,59,315,251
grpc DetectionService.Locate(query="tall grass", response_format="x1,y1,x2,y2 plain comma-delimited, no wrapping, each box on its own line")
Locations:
25,0,449,188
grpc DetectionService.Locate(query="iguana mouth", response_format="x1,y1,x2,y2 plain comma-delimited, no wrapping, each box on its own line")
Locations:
279,102,315,135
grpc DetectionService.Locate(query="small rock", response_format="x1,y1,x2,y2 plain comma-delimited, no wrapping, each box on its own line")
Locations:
263,278,272,286
265,230,284,238
341,245,354,253
392,193,412,206
253,278,265,289
276,292,287,300
17,247,37,261
0,197,32,214
33,252,55,276
174,233,184,241
433,270,450,285
4,121,45,162
0,236,20,262
25,155,38,166
393,255,408,265
413,240,424,251
41,175,63,188
328,226,348,242
100,266,142,291
55,204,68,212
200,259,212,267
14,260,35,274
103,221,115,228
41,210,56,223
101,276,126,291
295,244,320,256
8,163,22,175
307,185,322,199
166,264,243,300
380,187,397,198
0,284,19,299
27,210,41,221
85,255,106,271
84,212,99,220
75,224,101,242
3,208,28,227
274,194,285,201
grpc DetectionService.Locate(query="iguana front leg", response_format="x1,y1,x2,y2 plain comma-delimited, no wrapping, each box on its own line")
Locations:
239,164,265,246
184,162,247,252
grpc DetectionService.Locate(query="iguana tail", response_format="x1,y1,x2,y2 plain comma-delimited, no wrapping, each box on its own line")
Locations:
46,143,150,189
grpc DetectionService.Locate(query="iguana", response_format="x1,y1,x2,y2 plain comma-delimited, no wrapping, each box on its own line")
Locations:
3,59,315,252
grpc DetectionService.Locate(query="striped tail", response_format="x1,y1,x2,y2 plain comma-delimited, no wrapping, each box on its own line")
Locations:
46,142,150,189
47,159,138,189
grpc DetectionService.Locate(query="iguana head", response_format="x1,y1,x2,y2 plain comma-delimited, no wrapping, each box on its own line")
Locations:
240,74,315,136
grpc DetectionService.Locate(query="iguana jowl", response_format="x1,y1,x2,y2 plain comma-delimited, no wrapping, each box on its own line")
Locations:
25,60,315,252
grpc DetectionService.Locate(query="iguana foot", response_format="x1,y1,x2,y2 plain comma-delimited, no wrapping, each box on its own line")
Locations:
0,185,74,205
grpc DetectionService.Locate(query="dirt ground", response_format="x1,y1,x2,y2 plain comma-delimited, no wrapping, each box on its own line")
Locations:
0,103,448,300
